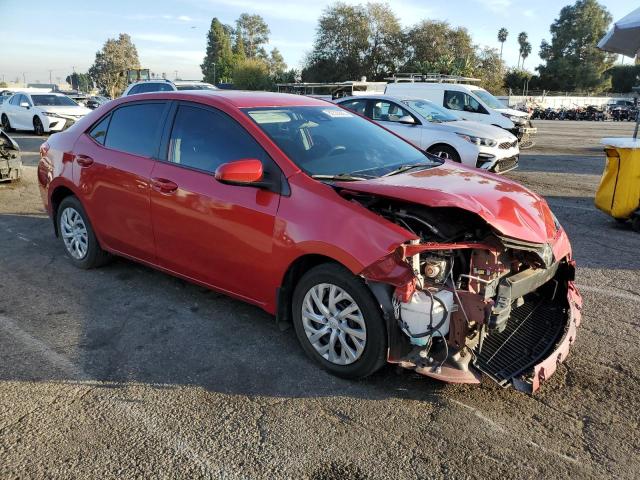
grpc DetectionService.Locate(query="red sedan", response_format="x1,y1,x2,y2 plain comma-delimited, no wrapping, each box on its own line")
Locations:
38,91,582,392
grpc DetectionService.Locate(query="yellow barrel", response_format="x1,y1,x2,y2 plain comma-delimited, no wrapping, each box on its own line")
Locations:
595,144,640,219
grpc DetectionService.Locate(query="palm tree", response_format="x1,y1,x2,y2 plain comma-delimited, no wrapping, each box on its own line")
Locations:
517,32,528,68
497,28,508,60
520,41,532,69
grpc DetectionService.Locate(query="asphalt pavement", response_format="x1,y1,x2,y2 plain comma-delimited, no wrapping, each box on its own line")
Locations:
0,121,639,479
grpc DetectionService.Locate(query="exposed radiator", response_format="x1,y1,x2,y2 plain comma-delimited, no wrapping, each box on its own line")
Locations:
474,293,566,386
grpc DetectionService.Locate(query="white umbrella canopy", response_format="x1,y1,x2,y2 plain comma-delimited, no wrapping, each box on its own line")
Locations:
598,7,640,57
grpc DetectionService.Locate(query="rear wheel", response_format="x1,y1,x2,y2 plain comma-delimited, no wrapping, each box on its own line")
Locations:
292,263,387,379
1,114,12,132
428,145,461,162
57,196,110,269
33,116,45,136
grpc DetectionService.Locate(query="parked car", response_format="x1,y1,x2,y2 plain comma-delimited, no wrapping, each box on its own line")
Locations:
385,80,537,147
37,91,581,393
0,128,21,182
121,79,217,96
336,95,519,173
0,92,91,135
85,96,110,110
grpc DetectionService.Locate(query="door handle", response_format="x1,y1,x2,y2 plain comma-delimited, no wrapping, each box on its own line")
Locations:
75,154,94,167
151,177,178,194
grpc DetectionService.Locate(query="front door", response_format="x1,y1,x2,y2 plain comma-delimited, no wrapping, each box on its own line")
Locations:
149,103,280,304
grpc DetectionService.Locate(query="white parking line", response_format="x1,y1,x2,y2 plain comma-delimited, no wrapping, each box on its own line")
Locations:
576,284,640,303
0,314,231,477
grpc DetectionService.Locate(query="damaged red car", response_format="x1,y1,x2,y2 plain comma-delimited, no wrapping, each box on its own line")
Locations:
38,91,582,393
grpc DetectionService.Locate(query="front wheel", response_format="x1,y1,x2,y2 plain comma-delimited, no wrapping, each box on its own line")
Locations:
427,145,461,162
33,116,45,136
292,263,387,379
1,114,13,132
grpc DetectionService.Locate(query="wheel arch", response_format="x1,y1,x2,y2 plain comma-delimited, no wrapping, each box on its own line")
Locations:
426,142,461,162
50,185,78,237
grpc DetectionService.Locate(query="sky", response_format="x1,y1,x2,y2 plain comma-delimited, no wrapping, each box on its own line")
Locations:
0,0,633,85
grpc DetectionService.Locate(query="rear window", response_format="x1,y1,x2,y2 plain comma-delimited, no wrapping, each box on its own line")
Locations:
129,83,174,95
89,114,111,145
104,103,166,157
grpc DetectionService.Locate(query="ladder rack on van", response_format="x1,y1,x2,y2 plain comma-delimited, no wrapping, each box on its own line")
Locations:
385,73,481,84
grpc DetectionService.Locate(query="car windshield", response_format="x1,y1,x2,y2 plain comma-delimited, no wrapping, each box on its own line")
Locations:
245,106,441,179
31,95,78,107
473,89,506,110
402,99,458,123
176,84,217,91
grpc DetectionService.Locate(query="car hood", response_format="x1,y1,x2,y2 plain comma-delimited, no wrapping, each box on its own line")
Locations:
495,107,529,118
336,163,557,244
435,120,517,141
38,106,91,117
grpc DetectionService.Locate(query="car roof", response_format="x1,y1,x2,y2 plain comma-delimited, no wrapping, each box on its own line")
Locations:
336,94,427,103
119,90,332,108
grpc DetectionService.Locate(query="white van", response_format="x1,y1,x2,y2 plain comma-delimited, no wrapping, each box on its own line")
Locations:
385,77,536,147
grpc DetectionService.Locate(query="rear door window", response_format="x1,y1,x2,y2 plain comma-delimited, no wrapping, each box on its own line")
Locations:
104,103,166,157
339,99,368,116
167,104,271,173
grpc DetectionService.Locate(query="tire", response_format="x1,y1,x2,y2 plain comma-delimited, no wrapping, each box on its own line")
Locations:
1,114,13,132
292,263,387,379
33,116,45,136
427,144,461,163
57,196,111,269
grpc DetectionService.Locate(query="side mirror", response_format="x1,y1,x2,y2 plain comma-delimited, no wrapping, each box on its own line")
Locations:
215,158,264,185
20,102,30,108
397,115,416,125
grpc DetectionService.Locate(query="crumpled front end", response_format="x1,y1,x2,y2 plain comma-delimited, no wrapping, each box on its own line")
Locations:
0,129,22,182
353,196,581,393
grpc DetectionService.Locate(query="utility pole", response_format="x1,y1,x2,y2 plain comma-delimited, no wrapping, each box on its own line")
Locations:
49,69,53,85
174,70,178,80
22,72,26,86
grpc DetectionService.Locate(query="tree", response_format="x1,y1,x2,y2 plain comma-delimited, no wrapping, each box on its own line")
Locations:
233,30,246,62
302,2,370,82
201,18,234,84
504,68,533,93
497,28,508,60
267,48,287,77
232,58,272,90
88,34,140,98
405,20,476,76
476,47,506,94
520,42,532,68
235,13,270,58
0,82,7,88
537,0,615,92
363,3,405,79
65,72,92,92
517,32,528,68
606,65,640,92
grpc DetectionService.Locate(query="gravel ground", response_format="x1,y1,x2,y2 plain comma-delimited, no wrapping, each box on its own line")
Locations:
0,121,639,479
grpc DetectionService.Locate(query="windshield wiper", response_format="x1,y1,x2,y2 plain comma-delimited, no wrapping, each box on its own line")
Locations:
382,163,435,177
311,173,367,182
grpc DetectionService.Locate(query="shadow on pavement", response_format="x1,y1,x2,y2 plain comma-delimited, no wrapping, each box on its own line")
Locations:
0,213,450,403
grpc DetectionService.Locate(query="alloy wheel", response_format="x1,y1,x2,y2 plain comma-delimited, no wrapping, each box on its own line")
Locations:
60,207,89,260
301,283,367,365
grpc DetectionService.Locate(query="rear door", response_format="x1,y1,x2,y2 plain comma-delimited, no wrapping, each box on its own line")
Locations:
73,101,169,263
149,102,281,304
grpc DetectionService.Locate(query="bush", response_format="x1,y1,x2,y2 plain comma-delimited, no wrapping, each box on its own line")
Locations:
232,58,272,91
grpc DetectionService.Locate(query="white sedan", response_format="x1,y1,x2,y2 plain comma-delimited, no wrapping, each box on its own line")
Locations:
0,92,91,135
336,95,520,173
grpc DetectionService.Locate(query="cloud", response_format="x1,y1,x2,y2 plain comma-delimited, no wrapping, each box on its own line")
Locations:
133,33,186,44
177,15,193,22
475,0,512,13
522,9,536,18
